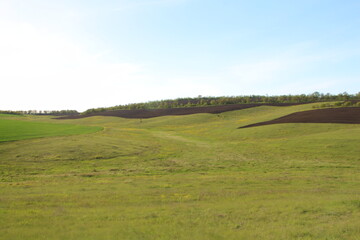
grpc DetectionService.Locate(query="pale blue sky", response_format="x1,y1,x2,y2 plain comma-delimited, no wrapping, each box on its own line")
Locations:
1,0,359,111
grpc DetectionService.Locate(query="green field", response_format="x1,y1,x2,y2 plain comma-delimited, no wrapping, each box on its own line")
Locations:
0,118,102,142
0,104,359,240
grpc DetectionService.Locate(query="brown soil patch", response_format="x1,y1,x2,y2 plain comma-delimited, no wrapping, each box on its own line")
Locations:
56,103,301,120
239,107,360,129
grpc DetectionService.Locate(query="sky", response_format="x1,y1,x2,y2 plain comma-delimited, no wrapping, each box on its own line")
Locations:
1,0,360,111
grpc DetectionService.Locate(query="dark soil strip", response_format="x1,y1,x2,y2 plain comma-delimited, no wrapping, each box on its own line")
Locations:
56,103,302,120
239,107,360,129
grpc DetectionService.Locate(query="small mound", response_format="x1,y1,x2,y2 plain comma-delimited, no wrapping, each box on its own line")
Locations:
239,107,360,129
56,103,301,120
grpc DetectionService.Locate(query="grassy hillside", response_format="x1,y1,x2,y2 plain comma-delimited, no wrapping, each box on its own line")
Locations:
0,103,359,240
0,117,102,142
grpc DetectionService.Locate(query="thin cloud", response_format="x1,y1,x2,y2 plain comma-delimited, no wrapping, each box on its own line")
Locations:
227,44,360,85
112,0,187,11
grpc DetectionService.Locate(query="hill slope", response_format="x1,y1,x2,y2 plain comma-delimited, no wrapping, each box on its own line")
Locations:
1,103,359,240
57,103,301,119
240,107,360,128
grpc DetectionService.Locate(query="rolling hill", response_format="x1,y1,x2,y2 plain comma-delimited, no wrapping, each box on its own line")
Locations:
0,103,359,240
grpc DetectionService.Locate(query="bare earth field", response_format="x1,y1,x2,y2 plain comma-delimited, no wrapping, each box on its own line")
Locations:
239,107,360,128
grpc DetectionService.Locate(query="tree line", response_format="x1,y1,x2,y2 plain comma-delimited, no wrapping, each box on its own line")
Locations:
83,92,360,114
0,110,79,116
313,101,360,109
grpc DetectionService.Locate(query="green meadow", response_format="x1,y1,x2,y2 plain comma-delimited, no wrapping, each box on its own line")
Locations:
0,103,359,240
0,118,102,142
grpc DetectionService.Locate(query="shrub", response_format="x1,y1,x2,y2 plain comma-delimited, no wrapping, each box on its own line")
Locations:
320,103,331,108
343,101,352,107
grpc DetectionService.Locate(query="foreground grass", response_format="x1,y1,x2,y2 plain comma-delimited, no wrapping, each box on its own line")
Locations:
0,104,359,239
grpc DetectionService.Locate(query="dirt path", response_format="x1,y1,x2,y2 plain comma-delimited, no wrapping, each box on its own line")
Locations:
151,131,210,148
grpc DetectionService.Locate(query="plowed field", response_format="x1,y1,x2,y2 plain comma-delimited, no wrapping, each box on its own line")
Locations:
239,107,360,128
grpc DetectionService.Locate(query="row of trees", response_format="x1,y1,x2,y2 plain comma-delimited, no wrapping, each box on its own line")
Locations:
0,110,79,116
83,92,360,114
0,110,23,115
313,101,360,109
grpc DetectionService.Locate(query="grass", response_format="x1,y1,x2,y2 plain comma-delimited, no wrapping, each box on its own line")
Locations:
0,117,102,142
0,114,23,117
0,103,359,240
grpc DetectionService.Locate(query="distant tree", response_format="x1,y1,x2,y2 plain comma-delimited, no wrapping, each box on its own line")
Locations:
78,92,360,114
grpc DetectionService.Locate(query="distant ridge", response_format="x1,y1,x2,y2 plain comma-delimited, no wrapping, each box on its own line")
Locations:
56,103,301,119
82,92,360,114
